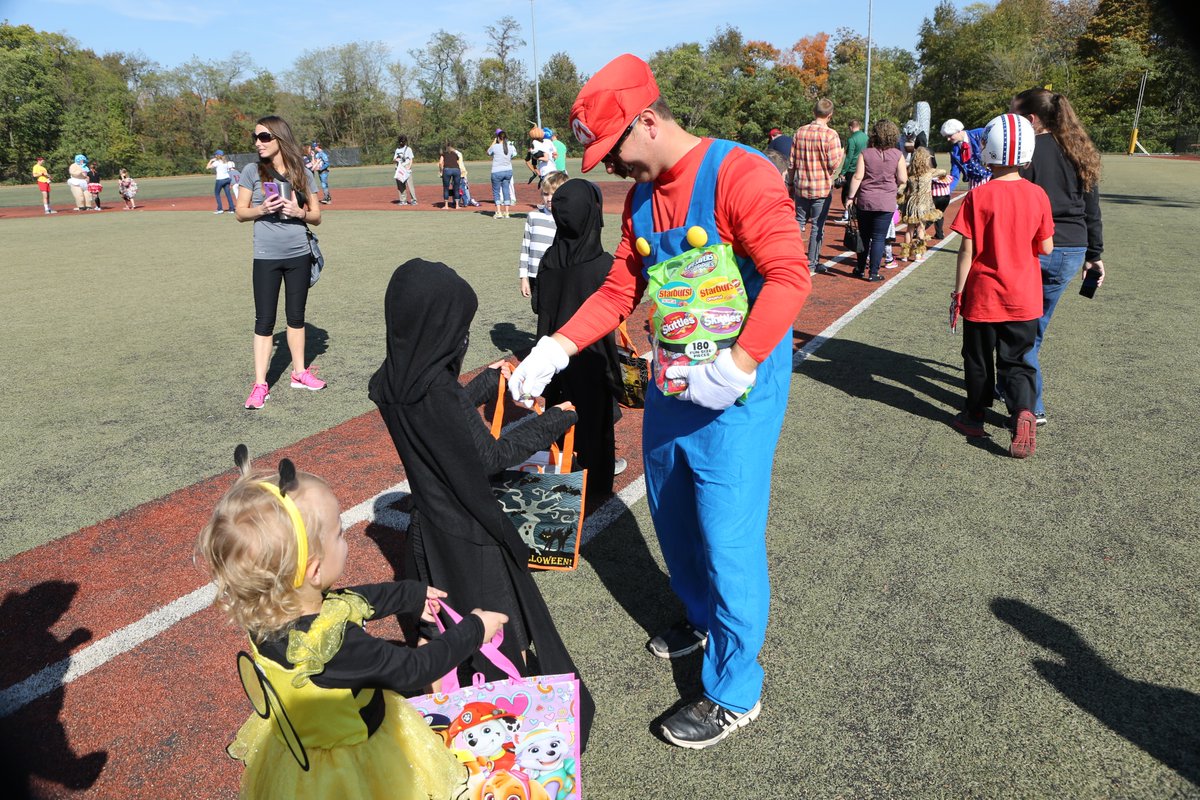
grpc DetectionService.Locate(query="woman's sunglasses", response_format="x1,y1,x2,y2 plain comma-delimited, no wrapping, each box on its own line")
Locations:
252,132,276,143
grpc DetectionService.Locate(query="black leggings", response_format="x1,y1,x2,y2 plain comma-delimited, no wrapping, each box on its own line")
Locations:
253,255,310,336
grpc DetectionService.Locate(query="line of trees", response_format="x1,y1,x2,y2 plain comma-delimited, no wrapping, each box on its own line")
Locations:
2,1,1197,182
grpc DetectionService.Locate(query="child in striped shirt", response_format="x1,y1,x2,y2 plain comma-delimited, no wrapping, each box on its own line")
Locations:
518,171,568,314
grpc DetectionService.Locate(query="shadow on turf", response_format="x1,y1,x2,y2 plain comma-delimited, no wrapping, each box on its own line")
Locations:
992,598,1200,786
490,323,537,360
0,581,108,798
579,512,708,703
1102,193,1200,209
265,324,330,388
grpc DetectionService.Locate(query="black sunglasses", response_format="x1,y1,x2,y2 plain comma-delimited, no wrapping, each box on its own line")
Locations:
253,132,276,143
601,117,639,168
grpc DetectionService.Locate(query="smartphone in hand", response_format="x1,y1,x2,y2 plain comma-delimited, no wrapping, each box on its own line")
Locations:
1079,267,1102,298
262,181,279,198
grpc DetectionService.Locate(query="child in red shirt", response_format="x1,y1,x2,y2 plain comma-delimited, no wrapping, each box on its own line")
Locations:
949,114,1053,458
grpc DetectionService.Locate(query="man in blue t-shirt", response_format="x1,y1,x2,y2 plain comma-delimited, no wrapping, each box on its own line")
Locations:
312,141,332,203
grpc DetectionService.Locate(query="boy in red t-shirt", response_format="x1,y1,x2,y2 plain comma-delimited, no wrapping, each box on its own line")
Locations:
949,114,1053,458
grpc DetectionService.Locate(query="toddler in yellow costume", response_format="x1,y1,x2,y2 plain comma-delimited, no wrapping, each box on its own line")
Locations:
196,446,508,800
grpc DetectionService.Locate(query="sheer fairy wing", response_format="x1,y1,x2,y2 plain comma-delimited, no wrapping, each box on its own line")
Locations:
236,652,310,771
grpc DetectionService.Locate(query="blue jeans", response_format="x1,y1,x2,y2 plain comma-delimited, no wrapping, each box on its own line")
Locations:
855,209,892,276
214,178,233,211
441,169,461,205
1026,246,1087,414
318,170,329,196
490,170,513,207
794,193,832,269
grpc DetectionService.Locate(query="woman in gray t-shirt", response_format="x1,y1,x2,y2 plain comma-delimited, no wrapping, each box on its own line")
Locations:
234,115,325,410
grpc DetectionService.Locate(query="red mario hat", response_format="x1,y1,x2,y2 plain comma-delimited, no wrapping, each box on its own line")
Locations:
570,53,660,173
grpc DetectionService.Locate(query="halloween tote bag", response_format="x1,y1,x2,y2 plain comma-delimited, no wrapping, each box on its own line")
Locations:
489,374,586,571
408,603,582,799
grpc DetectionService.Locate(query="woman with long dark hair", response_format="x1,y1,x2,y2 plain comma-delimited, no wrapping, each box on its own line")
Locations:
437,142,462,210
235,115,325,410
847,119,907,282
1010,88,1104,426
487,129,517,218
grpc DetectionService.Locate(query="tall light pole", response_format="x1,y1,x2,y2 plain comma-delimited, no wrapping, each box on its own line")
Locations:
531,0,542,128
864,0,874,129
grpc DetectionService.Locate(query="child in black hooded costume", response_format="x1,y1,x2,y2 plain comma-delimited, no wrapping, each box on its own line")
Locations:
368,258,593,748
535,179,623,510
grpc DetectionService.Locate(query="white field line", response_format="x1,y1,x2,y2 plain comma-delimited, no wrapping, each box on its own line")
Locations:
0,224,963,716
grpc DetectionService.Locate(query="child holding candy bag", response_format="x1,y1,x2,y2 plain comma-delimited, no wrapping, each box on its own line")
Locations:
196,445,509,799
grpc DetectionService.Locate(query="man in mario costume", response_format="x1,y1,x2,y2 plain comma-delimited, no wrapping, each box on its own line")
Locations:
509,53,811,749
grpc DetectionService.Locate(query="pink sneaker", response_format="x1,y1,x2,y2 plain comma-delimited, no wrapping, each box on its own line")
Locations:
245,383,270,410
290,366,326,391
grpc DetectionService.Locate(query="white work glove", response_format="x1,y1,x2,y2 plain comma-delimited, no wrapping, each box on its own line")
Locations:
664,348,756,410
509,336,569,407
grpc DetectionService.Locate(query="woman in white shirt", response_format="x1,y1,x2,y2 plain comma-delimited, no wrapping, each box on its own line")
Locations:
486,129,518,218
207,150,236,214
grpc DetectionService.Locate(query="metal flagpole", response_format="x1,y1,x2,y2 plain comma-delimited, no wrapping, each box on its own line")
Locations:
531,0,542,128
864,0,873,129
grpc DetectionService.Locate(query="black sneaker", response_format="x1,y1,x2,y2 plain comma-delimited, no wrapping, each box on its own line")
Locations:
661,698,761,749
647,621,707,659
1034,412,1047,427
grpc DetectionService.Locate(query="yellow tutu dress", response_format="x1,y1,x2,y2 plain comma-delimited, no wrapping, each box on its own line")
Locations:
228,591,466,800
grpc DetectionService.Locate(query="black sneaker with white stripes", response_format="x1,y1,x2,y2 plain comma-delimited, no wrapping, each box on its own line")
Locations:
661,698,761,749
647,621,707,659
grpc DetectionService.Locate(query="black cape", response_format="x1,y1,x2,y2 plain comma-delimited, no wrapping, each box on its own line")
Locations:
536,179,622,507
368,259,593,747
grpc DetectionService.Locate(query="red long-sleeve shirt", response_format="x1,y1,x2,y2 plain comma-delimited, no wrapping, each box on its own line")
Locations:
557,139,811,363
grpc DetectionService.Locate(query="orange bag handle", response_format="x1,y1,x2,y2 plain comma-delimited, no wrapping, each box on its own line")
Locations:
491,372,574,472
616,320,640,358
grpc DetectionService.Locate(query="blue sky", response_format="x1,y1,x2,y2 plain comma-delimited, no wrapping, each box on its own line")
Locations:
6,0,975,80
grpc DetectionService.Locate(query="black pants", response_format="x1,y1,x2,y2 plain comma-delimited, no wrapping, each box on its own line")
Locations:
856,209,892,277
933,194,951,238
961,319,1037,418
252,254,310,336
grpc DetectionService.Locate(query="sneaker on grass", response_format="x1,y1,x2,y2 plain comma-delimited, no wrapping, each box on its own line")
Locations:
245,383,270,410
951,412,985,438
1034,411,1047,427
1010,410,1037,458
647,621,707,659
290,367,326,391
661,698,761,750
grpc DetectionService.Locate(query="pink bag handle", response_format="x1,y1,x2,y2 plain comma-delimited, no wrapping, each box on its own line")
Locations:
432,601,524,693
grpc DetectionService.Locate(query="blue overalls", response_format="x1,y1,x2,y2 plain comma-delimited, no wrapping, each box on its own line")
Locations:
633,140,793,713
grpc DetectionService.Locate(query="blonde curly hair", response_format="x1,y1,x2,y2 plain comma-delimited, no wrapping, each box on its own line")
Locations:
196,461,331,642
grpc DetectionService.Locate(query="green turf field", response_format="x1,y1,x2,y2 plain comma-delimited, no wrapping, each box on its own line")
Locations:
3,155,1198,796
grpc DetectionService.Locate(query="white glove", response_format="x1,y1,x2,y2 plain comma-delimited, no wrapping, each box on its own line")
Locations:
509,336,569,407
663,348,756,410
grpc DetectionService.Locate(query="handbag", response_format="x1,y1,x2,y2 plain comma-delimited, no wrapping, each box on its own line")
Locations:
306,228,324,287
408,603,582,799
843,206,865,254
615,321,649,409
489,375,586,571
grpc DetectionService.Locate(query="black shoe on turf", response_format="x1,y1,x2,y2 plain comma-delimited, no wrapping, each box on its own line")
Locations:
661,698,761,749
647,621,707,659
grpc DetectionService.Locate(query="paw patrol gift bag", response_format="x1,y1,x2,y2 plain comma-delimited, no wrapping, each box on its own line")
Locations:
409,604,582,800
